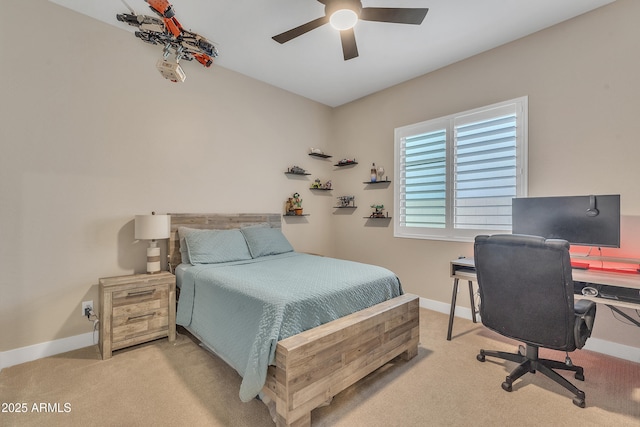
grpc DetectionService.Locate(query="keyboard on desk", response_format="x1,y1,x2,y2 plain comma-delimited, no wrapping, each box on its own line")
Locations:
574,281,640,303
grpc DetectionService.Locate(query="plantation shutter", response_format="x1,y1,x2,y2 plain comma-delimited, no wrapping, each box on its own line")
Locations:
394,96,527,241
400,129,447,228
453,105,518,231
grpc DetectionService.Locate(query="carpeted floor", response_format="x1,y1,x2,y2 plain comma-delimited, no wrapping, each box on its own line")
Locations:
1,309,638,426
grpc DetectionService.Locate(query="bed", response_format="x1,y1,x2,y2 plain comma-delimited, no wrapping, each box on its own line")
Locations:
168,213,419,427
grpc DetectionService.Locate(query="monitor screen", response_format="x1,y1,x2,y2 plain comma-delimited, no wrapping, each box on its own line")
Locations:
511,194,620,248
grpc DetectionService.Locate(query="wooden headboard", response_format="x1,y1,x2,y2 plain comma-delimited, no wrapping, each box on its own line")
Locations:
167,213,281,271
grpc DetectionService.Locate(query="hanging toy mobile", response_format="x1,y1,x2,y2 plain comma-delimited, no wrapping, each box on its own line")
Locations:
116,0,219,82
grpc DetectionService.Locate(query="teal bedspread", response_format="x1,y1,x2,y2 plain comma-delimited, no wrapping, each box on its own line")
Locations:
176,252,402,402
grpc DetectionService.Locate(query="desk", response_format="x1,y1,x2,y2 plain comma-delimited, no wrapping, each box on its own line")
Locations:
447,258,640,340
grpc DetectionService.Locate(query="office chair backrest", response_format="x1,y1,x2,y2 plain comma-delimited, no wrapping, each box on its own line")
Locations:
474,234,577,351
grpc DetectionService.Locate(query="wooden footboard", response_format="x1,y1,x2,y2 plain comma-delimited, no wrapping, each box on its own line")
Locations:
262,293,420,427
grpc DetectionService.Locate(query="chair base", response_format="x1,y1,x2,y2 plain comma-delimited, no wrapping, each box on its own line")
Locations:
477,345,586,408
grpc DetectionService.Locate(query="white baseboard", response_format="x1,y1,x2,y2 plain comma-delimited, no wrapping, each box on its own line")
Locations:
419,297,640,364
2,300,637,370
0,332,96,371
582,338,640,363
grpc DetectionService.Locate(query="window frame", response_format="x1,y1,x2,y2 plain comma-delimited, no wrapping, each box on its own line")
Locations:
393,97,528,242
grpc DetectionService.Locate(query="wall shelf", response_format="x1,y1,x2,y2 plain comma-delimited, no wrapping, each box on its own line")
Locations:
309,152,332,159
335,160,358,167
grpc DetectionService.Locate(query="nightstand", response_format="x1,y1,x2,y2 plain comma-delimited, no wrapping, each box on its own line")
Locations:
99,272,176,360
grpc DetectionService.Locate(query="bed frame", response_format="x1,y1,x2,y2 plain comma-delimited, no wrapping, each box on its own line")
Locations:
168,213,420,427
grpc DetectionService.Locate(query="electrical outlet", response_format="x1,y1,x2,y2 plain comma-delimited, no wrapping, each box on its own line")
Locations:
82,300,93,317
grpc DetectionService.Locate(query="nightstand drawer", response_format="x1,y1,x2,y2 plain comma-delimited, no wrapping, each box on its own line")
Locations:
112,285,168,307
112,307,169,346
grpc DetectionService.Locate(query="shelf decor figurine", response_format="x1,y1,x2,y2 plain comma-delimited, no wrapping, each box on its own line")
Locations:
370,204,386,218
336,158,357,166
370,163,378,182
293,192,303,215
285,197,295,215
287,166,307,175
337,195,355,208
310,179,332,190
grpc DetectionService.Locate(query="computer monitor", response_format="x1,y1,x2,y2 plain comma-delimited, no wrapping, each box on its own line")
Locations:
511,194,621,248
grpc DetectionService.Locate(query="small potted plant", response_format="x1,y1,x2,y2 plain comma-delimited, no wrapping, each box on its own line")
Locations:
370,203,385,218
293,192,303,215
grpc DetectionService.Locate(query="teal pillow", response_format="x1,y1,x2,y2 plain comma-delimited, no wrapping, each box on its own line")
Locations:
177,226,197,264
184,228,252,264
241,227,294,258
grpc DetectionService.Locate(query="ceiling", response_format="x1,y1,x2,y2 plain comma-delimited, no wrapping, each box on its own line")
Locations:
49,0,615,107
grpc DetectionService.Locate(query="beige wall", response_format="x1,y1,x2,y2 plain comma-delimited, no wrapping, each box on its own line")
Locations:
0,0,333,352
1,0,639,357
329,0,640,348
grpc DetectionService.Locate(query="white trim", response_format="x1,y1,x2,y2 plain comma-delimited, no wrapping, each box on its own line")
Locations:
394,96,528,242
2,302,638,371
419,296,640,363
582,338,640,363
0,332,96,371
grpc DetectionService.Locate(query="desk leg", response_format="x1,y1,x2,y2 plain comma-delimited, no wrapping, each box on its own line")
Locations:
447,278,460,341
468,280,477,323
607,305,640,328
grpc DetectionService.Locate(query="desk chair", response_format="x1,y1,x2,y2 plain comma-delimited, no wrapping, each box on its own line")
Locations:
474,234,596,407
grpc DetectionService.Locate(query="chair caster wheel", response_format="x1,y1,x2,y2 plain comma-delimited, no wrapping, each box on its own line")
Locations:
477,353,485,362
501,381,512,392
572,396,585,408
575,372,585,381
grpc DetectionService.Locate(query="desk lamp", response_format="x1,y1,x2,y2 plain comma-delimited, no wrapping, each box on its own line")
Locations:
135,212,171,274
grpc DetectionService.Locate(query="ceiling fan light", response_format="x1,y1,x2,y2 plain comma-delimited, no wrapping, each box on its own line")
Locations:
330,9,358,31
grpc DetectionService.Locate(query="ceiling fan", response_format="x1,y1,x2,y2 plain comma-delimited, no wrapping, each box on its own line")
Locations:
272,0,429,61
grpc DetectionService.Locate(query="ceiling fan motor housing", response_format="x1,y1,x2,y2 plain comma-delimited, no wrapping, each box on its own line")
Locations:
325,0,363,19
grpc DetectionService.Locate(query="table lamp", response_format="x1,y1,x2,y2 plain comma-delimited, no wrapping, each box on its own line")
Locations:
135,212,171,274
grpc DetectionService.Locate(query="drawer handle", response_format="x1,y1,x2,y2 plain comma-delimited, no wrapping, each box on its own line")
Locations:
126,289,155,298
127,312,156,321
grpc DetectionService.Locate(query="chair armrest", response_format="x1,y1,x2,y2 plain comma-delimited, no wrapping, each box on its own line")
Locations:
573,299,597,349
574,299,596,315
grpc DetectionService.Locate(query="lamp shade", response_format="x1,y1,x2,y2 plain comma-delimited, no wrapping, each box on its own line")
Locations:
135,214,171,240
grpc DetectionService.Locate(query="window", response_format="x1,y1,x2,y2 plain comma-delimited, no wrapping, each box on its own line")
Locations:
394,97,528,242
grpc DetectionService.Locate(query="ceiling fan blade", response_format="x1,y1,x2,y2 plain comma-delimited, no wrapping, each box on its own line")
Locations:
340,28,358,61
360,8,429,25
272,16,329,44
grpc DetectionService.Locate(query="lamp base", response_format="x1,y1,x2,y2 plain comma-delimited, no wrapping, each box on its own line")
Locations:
147,244,161,274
